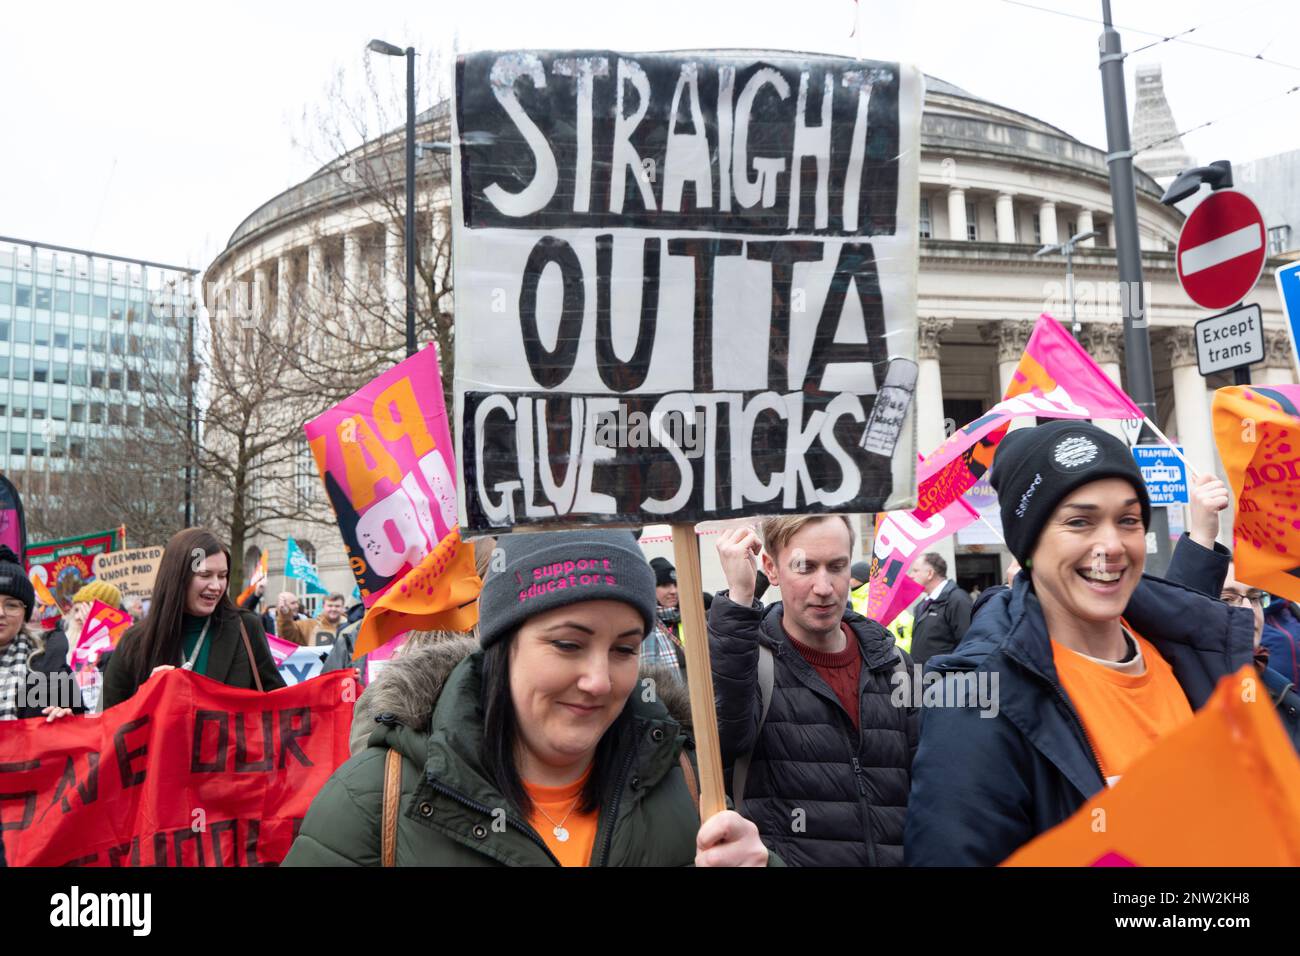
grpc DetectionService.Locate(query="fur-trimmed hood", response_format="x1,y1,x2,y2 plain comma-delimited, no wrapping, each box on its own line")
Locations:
350,637,693,754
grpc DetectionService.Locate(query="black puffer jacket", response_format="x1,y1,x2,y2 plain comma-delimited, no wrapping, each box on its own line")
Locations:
708,593,917,866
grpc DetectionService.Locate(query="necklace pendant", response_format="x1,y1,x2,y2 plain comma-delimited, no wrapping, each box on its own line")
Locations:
553,825,570,843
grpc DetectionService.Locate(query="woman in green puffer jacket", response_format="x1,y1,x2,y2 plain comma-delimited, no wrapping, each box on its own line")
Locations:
284,529,774,867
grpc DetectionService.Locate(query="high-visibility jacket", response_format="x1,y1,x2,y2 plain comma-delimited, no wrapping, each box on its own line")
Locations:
849,583,912,653
887,611,913,655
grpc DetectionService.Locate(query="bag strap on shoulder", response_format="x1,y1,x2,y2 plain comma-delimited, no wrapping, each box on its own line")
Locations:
237,618,265,693
381,747,402,867
678,750,700,820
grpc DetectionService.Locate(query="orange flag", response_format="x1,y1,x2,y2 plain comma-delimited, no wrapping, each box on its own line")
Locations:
353,529,481,659
1003,666,1300,866
1211,384,1300,603
235,549,268,608
29,567,57,608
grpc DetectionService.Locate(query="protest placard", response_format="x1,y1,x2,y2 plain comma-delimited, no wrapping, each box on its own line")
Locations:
92,545,163,599
305,344,481,658
453,49,923,533
1213,384,1300,602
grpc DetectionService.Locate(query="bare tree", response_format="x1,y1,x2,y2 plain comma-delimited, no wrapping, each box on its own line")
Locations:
284,48,458,419
185,46,459,586
187,285,349,587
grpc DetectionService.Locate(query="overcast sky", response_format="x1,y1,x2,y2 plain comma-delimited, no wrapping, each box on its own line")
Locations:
3,0,1297,271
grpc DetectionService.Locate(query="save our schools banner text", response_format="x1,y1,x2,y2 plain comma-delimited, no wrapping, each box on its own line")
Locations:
0,669,354,866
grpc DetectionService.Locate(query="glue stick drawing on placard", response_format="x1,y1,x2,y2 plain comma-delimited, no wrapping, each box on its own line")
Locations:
860,358,918,458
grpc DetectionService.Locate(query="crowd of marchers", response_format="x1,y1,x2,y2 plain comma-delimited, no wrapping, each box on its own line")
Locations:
3,420,1299,867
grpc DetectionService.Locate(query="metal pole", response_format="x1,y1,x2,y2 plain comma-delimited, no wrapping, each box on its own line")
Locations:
185,293,194,527
1066,243,1078,337
405,47,417,358
1099,0,1171,572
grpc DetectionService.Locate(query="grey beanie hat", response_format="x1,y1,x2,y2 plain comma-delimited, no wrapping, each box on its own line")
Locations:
478,529,658,648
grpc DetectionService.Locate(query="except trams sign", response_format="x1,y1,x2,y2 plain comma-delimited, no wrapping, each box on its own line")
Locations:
1194,303,1264,376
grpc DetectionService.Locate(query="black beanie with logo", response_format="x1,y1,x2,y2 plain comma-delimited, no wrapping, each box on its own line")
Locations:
989,421,1151,565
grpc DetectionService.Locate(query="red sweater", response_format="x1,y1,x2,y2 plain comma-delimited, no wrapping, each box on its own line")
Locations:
785,624,862,732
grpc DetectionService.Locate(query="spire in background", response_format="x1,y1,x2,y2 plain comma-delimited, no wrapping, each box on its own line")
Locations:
1132,64,1194,185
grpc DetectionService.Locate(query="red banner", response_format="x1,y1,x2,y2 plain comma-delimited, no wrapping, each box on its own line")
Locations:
0,669,355,866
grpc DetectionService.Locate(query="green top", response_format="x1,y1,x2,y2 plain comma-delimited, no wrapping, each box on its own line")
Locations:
180,614,213,675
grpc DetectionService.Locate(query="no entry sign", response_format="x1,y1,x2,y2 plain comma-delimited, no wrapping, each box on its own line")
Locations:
1176,189,1266,310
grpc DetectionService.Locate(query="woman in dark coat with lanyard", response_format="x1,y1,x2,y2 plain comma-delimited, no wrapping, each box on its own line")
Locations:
103,527,284,709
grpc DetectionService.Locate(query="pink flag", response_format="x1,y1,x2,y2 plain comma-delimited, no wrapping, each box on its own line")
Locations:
876,575,924,629
303,344,481,659
916,314,1142,516
70,601,133,669
867,496,980,624
265,634,299,667
365,630,410,684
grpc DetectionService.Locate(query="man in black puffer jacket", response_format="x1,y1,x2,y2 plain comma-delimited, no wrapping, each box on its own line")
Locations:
709,515,917,866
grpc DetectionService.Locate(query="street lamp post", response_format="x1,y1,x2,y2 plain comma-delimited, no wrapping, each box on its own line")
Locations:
367,38,418,357
1035,229,1101,337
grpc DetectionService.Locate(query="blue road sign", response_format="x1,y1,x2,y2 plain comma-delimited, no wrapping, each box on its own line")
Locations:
1279,261,1300,376
1132,445,1188,506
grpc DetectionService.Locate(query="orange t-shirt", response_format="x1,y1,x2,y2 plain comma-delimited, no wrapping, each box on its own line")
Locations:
523,768,600,867
1051,627,1194,786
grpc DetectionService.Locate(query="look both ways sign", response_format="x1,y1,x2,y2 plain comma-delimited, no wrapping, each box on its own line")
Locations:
452,50,923,532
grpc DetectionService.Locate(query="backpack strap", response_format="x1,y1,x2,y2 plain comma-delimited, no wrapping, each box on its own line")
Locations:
731,643,775,812
381,748,402,867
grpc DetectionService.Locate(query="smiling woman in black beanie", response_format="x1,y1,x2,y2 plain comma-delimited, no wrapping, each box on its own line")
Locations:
285,528,776,867
905,421,1257,865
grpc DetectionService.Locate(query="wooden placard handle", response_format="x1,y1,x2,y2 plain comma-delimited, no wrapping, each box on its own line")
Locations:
670,523,727,820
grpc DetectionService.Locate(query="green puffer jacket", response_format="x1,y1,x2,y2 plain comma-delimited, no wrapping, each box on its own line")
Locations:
284,639,722,866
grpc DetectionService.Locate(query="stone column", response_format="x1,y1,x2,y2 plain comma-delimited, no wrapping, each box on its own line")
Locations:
1077,209,1095,247
1166,327,1216,475
385,226,404,320
1038,200,1058,246
995,193,1016,244
1264,326,1297,385
306,242,325,315
343,231,365,319
275,254,295,326
1077,322,1126,441
981,319,1036,431
947,187,967,241
252,266,270,327
1107,219,1117,247
917,317,956,571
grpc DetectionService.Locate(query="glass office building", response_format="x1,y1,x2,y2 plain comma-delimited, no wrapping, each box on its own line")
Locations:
0,237,192,481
